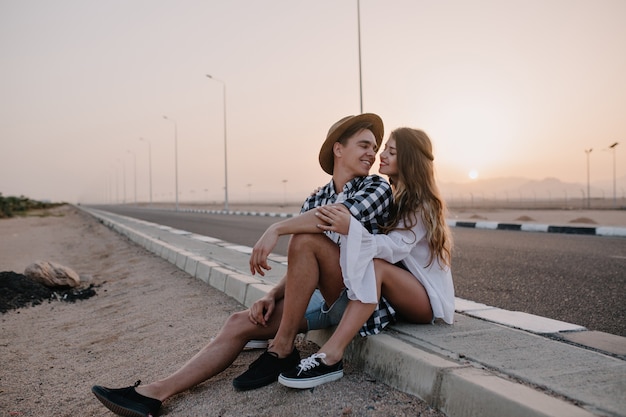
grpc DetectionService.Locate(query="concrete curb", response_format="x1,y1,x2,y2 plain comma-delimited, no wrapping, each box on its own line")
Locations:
447,219,626,237
307,330,596,417
82,207,607,417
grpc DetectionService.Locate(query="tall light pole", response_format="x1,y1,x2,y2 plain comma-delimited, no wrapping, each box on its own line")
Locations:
118,158,126,204
163,116,179,211
206,74,229,211
357,0,363,113
139,137,152,204
127,150,137,204
585,148,592,209
609,142,619,206
113,164,119,203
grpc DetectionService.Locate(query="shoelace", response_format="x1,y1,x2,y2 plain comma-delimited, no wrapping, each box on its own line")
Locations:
121,380,141,393
297,353,326,375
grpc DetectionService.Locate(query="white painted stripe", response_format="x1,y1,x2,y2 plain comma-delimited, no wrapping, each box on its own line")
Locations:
521,223,549,232
192,235,222,244
596,226,626,237
465,308,586,334
475,221,499,230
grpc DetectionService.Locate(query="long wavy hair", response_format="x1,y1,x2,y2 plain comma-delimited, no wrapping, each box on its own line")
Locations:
381,127,453,268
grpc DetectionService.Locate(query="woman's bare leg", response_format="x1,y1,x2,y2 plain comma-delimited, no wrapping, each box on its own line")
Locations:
376,260,432,324
316,259,432,365
316,299,378,365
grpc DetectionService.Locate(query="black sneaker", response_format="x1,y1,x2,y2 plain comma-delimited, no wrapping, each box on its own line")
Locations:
233,348,300,391
91,380,162,417
278,353,343,389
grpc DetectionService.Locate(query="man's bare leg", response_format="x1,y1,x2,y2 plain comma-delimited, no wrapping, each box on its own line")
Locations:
269,233,344,357
134,299,306,401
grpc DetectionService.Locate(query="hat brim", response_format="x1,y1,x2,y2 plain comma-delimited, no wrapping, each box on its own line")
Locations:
319,113,384,175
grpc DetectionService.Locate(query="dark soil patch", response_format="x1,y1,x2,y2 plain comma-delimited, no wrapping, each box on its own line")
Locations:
469,214,488,220
569,217,597,224
515,215,535,222
0,271,98,313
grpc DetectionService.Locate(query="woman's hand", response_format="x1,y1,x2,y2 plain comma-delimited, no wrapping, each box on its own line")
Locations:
315,204,351,235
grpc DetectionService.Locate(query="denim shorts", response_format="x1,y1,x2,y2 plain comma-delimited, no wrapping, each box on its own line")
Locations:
304,289,349,331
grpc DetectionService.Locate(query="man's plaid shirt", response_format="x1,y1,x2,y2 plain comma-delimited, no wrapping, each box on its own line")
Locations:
301,174,396,336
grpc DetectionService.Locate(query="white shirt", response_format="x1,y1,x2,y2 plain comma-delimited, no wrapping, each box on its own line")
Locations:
340,214,455,324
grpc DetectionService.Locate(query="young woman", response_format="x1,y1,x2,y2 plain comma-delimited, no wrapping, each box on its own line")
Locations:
278,127,455,389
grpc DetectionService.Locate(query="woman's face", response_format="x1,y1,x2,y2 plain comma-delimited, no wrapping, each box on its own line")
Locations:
379,137,398,180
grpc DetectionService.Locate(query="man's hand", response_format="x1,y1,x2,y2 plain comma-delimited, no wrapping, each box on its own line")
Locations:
248,295,275,327
316,204,351,235
249,226,278,276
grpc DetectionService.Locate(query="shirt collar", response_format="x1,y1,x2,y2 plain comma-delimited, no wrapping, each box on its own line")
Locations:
327,176,364,196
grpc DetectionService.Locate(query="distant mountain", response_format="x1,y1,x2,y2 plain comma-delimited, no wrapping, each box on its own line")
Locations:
439,176,625,200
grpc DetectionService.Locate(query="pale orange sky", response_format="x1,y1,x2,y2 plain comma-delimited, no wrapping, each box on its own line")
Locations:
1,0,625,204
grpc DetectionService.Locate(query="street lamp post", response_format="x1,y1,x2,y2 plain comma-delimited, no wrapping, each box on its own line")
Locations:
609,142,619,207
357,0,363,113
139,137,153,204
163,116,179,211
206,74,229,211
114,164,119,203
118,158,127,204
585,148,593,209
127,150,137,204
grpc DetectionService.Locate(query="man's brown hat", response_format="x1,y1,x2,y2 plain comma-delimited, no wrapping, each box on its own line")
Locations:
318,113,384,175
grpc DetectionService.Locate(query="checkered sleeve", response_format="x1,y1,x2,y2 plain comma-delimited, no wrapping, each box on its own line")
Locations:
342,175,392,233
300,183,330,214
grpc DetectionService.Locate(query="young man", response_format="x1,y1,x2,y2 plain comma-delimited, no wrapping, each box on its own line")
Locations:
91,114,393,417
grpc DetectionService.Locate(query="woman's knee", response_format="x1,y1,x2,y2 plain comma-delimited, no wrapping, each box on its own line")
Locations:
373,258,392,278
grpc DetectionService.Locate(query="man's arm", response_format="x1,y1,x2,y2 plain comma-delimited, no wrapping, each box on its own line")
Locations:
247,209,329,325
249,209,325,276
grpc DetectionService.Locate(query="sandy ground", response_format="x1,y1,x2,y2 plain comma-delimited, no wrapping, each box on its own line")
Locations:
0,205,444,417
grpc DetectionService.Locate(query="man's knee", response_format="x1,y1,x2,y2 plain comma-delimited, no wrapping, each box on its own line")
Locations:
224,310,250,332
288,233,330,253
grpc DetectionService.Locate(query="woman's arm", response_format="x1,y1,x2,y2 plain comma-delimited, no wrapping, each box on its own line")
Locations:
315,204,352,235
317,205,426,264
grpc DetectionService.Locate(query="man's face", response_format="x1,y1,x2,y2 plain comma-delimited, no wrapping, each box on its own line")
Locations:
334,128,378,178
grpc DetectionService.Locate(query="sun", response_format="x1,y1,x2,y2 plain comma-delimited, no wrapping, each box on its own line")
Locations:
468,169,479,180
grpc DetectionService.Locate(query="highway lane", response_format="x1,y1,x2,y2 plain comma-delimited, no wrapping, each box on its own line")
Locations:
90,205,626,337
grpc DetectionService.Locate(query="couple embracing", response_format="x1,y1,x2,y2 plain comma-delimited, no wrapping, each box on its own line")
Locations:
92,113,454,417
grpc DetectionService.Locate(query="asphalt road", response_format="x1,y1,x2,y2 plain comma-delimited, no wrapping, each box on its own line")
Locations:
90,205,626,337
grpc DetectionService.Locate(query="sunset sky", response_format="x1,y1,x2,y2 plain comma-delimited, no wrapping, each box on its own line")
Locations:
1,0,625,204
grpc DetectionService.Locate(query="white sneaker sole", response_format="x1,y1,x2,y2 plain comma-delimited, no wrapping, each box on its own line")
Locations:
209,338,269,350
278,370,343,389
243,339,269,350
